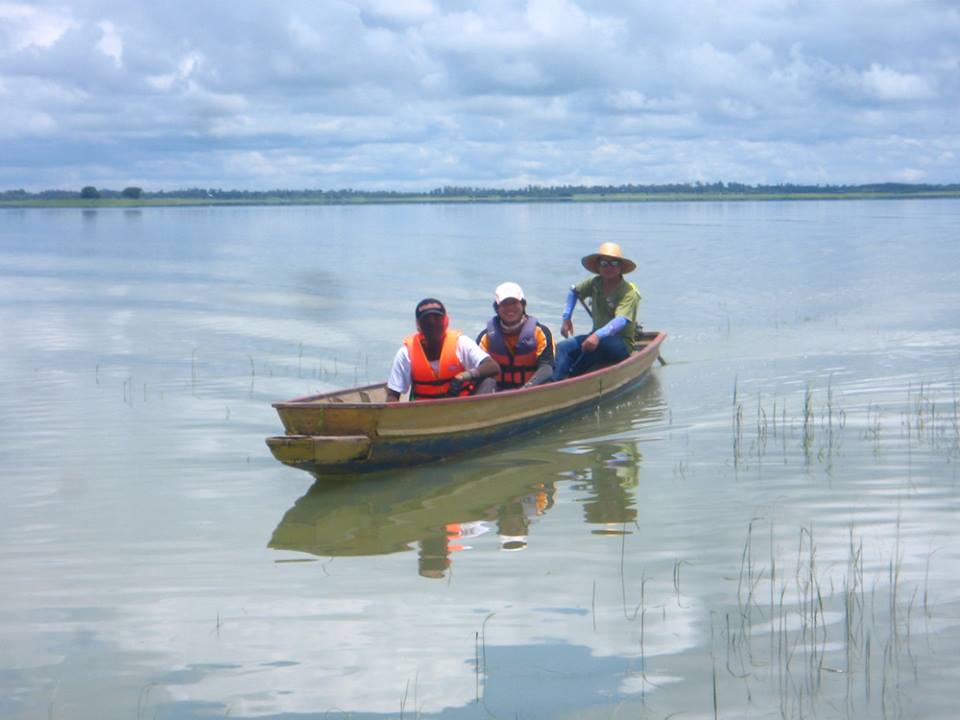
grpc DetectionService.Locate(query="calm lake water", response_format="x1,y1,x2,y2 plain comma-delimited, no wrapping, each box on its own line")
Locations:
1,200,959,719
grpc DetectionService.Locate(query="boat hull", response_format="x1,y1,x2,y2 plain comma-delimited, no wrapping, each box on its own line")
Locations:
266,331,666,473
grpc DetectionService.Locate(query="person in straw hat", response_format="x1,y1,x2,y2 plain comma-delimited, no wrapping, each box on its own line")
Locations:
551,242,641,381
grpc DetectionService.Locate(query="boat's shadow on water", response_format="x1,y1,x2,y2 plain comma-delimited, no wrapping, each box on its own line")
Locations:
268,376,665,575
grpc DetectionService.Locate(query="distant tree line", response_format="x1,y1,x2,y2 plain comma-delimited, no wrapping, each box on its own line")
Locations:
427,181,960,197
2,181,959,202
4,185,144,200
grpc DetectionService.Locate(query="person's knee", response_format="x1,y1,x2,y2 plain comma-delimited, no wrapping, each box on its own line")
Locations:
599,336,629,362
473,377,497,395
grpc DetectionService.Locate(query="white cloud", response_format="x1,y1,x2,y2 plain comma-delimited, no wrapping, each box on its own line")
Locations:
146,73,176,91
606,90,647,112
716,98,758,120
525,0,594,39
353,0,437,25
96,20,122,64
861,63,937,101
0,3,76,52
1,0,958,190
897,167,926,182
0,106,57,138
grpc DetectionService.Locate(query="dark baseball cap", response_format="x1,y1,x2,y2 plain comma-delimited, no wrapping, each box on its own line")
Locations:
415,298,446,320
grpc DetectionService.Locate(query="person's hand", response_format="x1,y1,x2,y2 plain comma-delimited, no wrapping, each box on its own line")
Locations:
581,333,600,352
446,376,465,396
561,318,574,338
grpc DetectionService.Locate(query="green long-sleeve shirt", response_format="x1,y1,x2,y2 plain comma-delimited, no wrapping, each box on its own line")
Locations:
573,276,641,350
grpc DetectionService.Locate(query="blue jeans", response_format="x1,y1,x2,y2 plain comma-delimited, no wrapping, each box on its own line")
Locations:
551,334,630,381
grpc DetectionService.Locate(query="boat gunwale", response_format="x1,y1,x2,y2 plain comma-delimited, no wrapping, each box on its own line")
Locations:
272,331,665,411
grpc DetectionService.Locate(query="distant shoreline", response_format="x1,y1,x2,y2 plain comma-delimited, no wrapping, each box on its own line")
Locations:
3,189,960,208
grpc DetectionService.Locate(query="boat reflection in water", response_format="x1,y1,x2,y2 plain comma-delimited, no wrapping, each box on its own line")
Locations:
411,482,555,578
269,375,664,578
563,443,641,534
268,454,563,579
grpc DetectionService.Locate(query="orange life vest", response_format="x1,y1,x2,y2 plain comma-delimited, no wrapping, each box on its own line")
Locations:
404,330,468,399
483,315,539,389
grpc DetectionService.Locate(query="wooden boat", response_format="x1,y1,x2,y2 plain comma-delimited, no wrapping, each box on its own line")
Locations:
266,330,666,474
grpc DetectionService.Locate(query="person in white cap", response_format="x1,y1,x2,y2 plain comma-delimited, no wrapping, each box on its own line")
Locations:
552,242,641,380
475,282,555,390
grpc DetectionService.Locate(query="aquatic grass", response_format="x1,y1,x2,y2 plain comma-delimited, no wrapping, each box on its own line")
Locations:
586,413,950,715
710,613,720,719
175,342,378,403
135,683,156,720
729,379,959,472
733,377,743,467
715,517,934,720
735,518,764,657
673,559,691,609
730,382,834,470
953,372,960,452
619,526,640,622
474,612,495,703
756,394,769,457
399,672,422,720
672,460,688,480
474,630,480,702
592,579,597,632
902,380,960,457
46,679,60,720
865,402,884,457
491,513,942,719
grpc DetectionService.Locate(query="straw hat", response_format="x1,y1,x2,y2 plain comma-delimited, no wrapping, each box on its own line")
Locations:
581,242,636,274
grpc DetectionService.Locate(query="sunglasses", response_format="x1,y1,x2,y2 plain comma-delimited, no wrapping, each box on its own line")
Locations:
598,258,621,268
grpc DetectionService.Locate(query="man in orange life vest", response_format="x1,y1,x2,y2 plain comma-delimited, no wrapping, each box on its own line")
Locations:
386,298,500,402
476,282,555,390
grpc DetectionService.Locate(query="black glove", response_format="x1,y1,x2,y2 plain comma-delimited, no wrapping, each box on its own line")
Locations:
446,377,465,397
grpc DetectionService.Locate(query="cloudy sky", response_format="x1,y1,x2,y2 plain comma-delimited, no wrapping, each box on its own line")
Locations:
2,0,958,191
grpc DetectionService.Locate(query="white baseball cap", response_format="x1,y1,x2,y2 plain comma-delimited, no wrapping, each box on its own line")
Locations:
494,281,525,304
